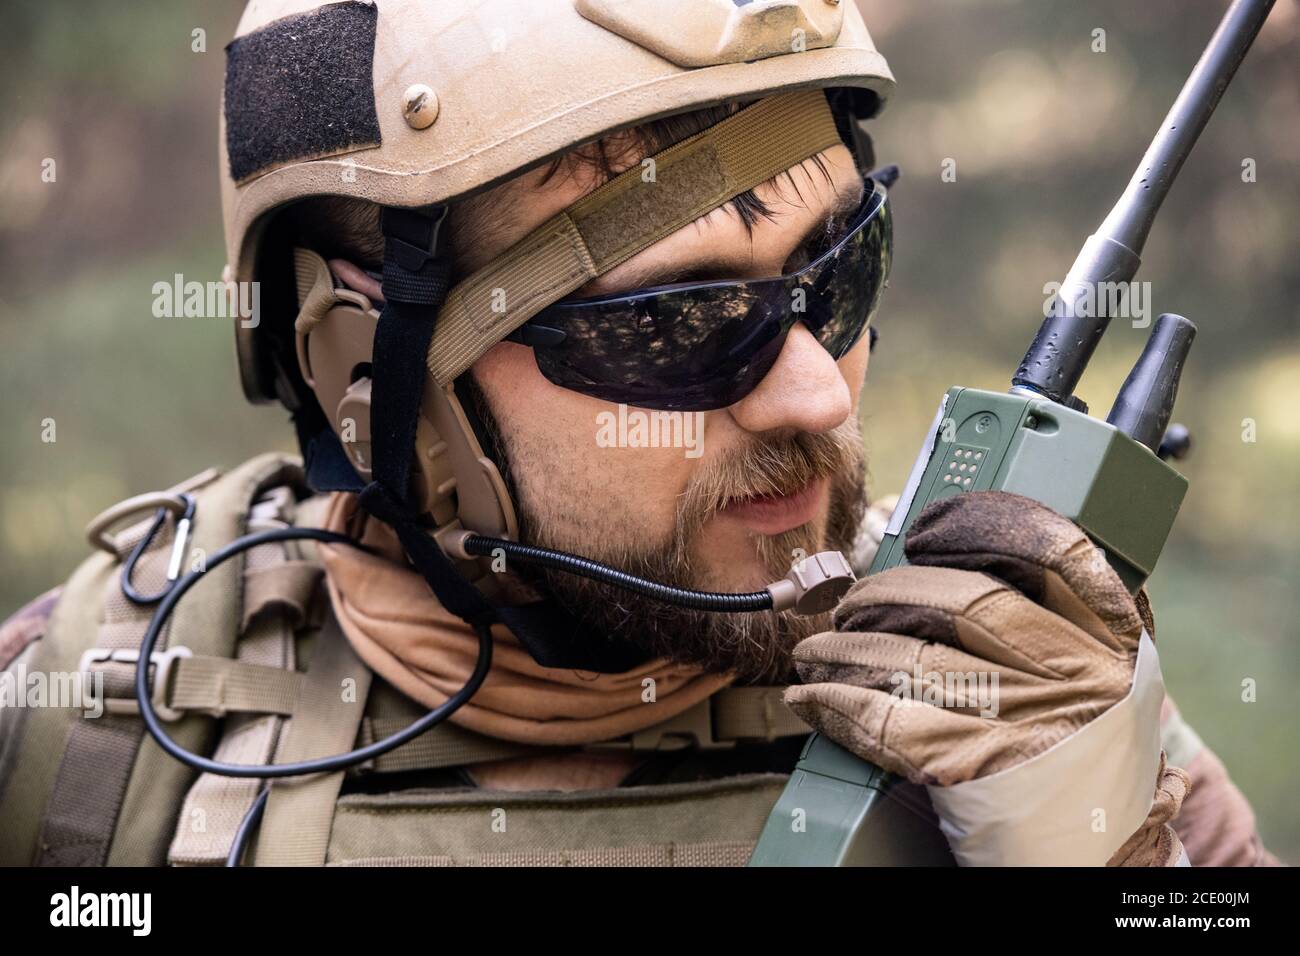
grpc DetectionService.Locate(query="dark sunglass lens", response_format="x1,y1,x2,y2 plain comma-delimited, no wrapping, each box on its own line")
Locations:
529,188,890,410
812,200,891,357
530,287,792,410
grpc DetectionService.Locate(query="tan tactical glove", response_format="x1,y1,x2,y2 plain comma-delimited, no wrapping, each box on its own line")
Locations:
785,491,1189,866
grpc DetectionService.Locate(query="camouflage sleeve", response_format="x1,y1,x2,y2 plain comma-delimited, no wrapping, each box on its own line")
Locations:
0,587,61,671
1160,695,1283,866
0,587,63,771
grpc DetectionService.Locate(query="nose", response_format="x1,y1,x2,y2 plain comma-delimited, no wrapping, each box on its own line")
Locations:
727,324,852,435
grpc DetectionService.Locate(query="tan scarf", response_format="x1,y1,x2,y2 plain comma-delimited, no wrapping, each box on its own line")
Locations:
317,493,733,746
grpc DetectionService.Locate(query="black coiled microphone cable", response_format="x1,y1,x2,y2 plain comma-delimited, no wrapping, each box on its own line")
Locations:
458,534,775,612
128,524,788,863
129,527,491,866
134,527,493,781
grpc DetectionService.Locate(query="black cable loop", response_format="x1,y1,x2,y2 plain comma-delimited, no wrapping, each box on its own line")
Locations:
133,527,494,779
136,515,783,861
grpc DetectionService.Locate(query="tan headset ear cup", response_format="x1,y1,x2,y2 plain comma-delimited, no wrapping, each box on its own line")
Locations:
290,248,518,542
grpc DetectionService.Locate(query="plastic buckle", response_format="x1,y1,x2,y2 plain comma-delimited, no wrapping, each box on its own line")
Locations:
587,698,734,753
78,646,194,721
380,204,450,273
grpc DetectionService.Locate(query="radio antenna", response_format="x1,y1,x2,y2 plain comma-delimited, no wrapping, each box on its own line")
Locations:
1012,0,1275,404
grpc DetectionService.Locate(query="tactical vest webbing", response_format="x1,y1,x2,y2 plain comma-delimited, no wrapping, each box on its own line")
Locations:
0,454,311,865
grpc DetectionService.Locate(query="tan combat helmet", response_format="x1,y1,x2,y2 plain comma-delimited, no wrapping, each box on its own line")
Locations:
220,0,894,566
223,0,893,400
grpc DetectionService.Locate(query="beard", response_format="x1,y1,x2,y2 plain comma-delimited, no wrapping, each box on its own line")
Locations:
462,379,868,683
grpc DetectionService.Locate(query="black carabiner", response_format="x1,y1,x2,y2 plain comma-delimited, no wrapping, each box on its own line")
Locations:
121,494,196,606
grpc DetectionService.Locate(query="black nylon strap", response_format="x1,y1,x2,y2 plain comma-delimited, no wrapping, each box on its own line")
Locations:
369,206,453,494
359,206,496,626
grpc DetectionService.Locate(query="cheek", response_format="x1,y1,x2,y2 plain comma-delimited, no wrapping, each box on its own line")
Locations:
471,343,694,542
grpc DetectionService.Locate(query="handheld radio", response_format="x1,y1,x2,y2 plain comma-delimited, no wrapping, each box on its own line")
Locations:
748,0,1277,867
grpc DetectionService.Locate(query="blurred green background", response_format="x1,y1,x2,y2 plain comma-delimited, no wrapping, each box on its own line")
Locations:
1,1,1296,861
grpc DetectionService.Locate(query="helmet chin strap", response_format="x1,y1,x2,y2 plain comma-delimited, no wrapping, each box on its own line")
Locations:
355,204,486,627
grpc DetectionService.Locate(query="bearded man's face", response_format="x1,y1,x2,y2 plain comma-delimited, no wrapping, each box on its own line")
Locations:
325,121,875,681
457,138,874,683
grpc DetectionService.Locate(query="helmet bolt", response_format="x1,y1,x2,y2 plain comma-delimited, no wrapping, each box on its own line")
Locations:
402,84,439,130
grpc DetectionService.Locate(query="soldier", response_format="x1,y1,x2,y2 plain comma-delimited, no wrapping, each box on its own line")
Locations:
0,0,1279,867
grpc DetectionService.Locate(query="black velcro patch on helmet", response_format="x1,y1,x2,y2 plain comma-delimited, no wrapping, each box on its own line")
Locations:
225,1,381,183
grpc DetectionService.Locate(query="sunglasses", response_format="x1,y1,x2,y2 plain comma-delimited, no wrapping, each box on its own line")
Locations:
505,178,892,412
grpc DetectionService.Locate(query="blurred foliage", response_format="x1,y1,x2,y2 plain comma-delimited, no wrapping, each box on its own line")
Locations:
0,1,1295,860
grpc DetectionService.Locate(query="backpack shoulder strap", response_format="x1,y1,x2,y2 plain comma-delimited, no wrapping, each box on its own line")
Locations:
250,612,373,866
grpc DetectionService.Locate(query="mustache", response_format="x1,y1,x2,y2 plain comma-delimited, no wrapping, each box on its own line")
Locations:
676,418,866,535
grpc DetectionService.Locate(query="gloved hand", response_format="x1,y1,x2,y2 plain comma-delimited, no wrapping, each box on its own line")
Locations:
784,491,1189,866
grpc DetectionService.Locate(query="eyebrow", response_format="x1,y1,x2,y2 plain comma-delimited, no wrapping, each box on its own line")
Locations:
589,179,866,293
